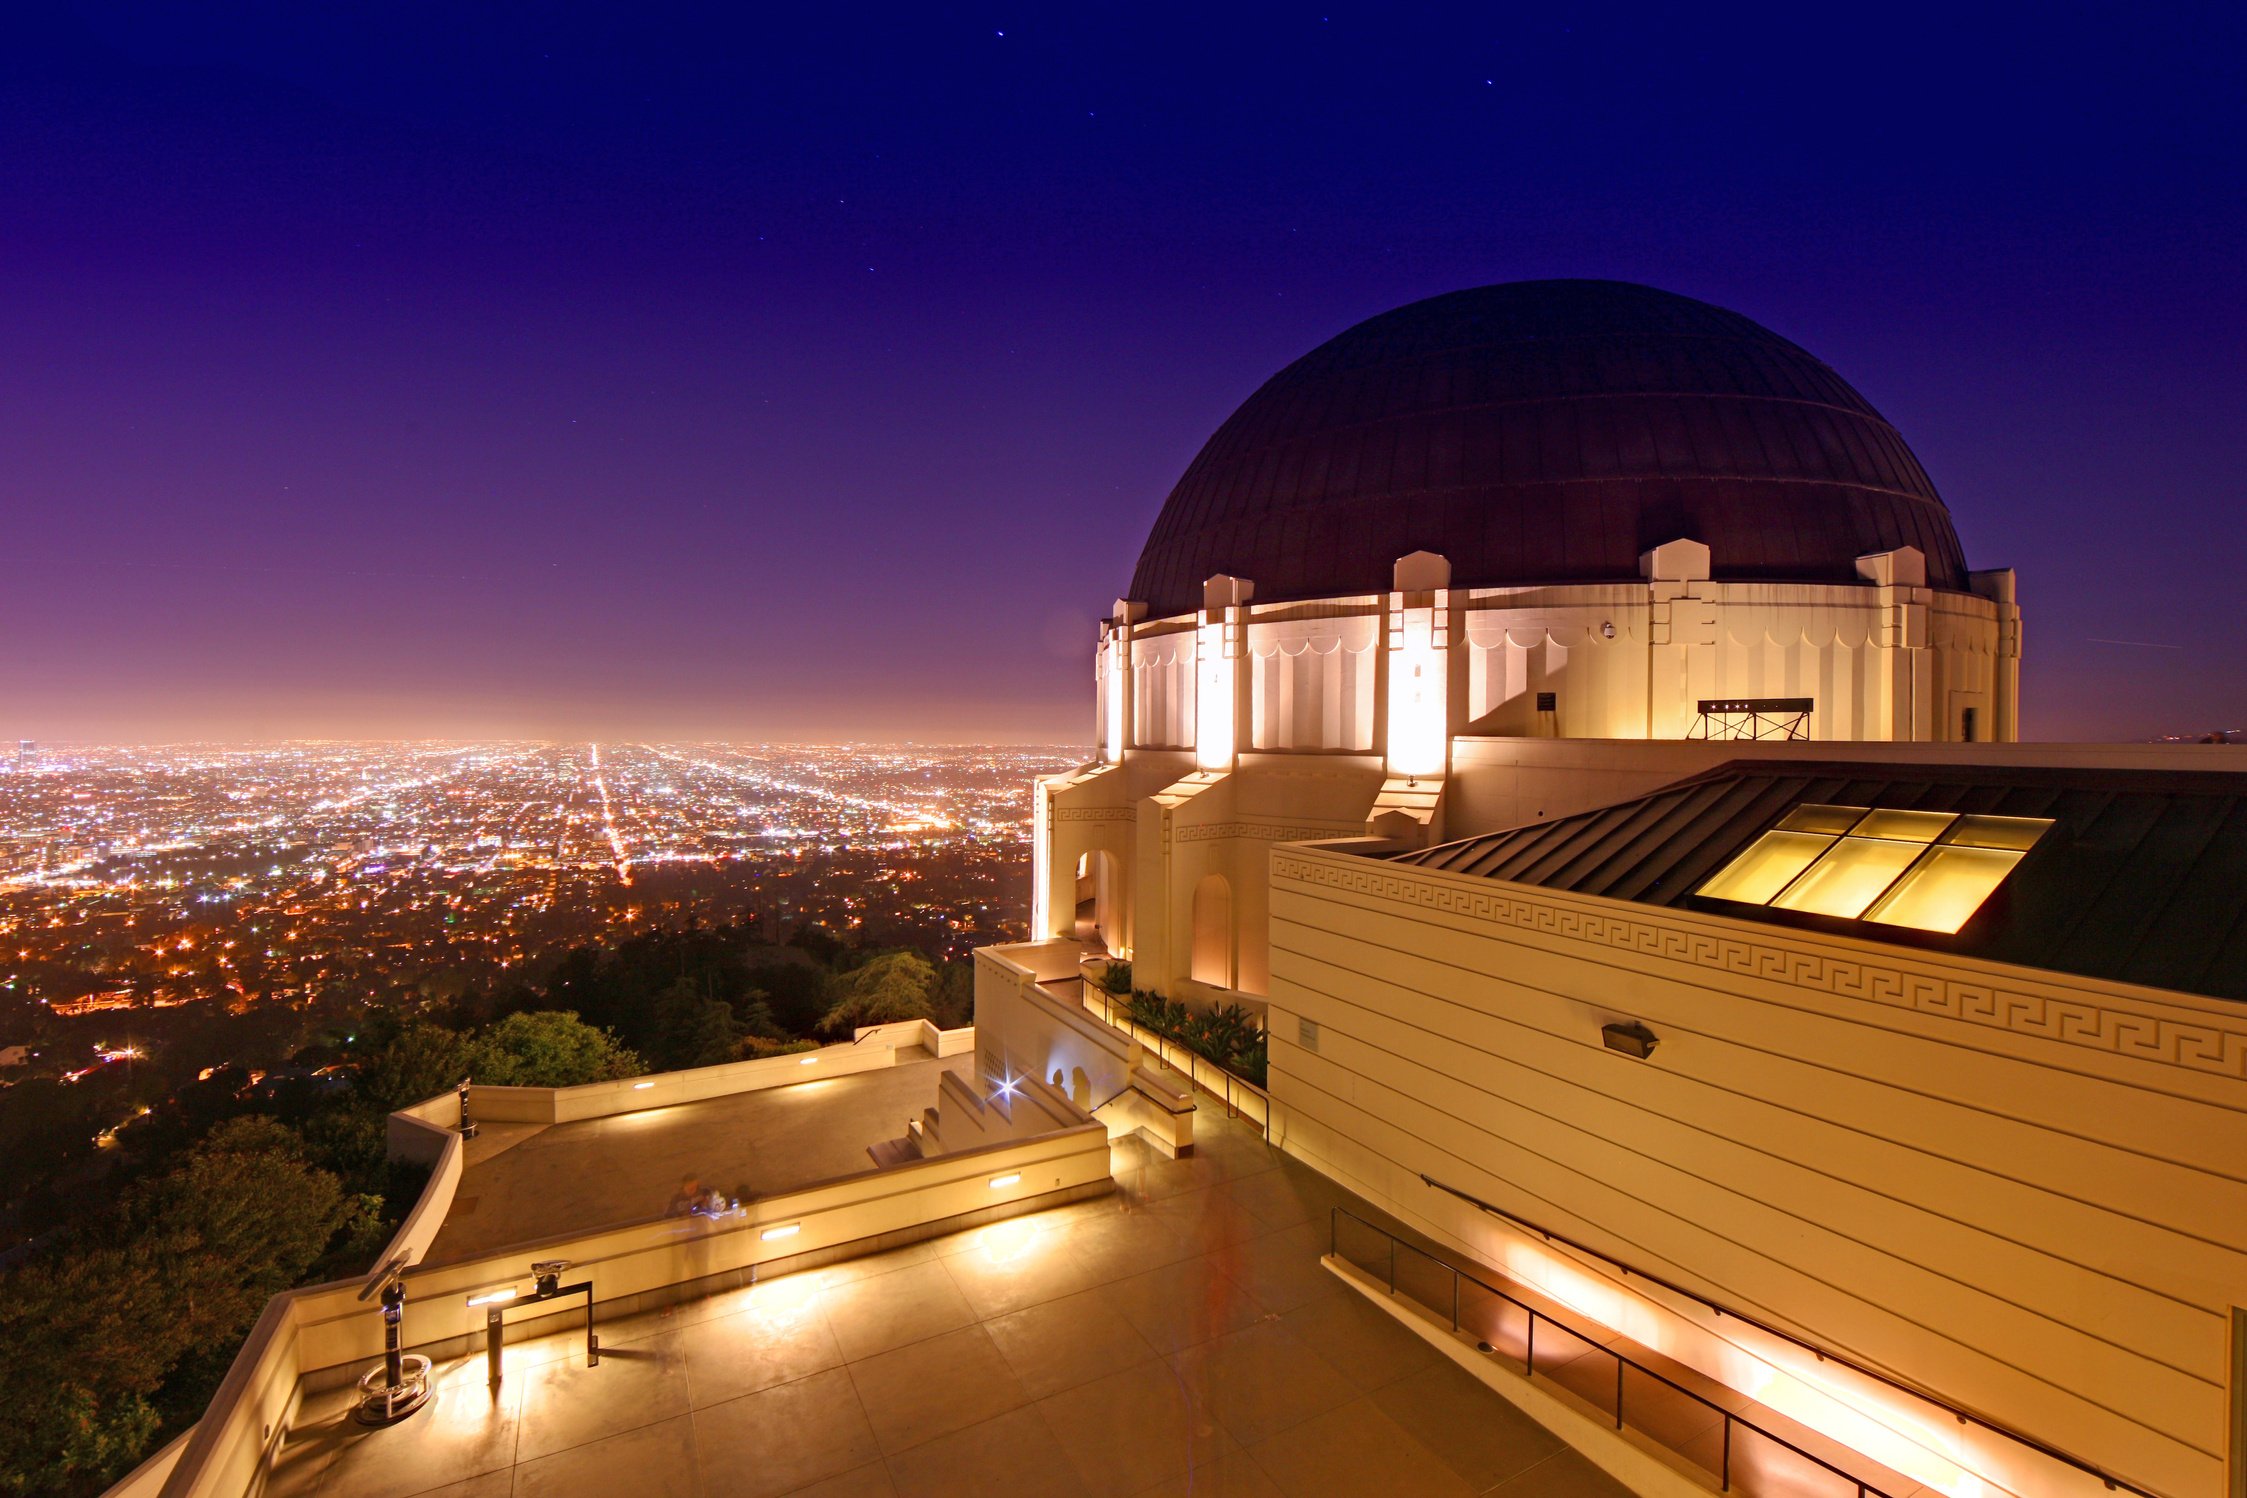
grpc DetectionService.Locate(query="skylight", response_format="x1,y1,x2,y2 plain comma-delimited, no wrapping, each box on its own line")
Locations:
1698,805,2052,934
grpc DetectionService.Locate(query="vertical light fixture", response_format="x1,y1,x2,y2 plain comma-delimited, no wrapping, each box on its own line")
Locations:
1103,626,1127,763
1385,554,1450,781
1386,601,1446,779
1194,577,1249,772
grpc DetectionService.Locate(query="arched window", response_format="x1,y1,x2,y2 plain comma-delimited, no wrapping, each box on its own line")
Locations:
1074,850,1122,952
1190,874,1233,988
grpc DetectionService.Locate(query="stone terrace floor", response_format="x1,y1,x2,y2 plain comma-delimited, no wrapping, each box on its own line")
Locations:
269,1106,1639,1498
426,1054,973,1266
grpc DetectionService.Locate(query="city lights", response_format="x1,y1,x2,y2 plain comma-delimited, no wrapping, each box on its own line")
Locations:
0,743,1074,1018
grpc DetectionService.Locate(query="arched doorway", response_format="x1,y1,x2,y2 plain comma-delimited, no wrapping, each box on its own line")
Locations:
1073,850,1122,952
1190,874,1234,988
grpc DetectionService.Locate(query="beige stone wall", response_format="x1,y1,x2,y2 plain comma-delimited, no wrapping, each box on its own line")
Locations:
1264,842,2247,1498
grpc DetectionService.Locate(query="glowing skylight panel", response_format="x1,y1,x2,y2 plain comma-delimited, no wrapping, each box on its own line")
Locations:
1695,830,1836,905
1770,836,1924,918
1699,804,2052,933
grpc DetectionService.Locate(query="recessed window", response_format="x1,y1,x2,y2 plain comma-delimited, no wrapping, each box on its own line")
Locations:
1700,804,2052,934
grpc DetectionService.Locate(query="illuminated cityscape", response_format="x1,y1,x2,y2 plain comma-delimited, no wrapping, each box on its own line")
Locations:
4,9,2243,1498
0,742,1072,1026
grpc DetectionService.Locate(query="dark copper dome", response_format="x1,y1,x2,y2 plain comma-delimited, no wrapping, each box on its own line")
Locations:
1129,280,1968,617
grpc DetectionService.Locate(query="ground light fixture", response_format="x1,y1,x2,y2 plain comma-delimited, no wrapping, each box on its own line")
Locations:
464,1287,519,1307
632,1081,655,1090
799,1055,818,1064
1600,1021,1659,1059
761,1223,801,1241
989,1173,1021,1189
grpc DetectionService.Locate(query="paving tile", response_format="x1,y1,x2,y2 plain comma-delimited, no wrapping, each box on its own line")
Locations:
1486,1448,1637,1498
1275,1283,1439,1391
1124,1448,1288,1498
1226,1161,1353,1230
981,1287,1160,1399
820,1259,979,1362
1098,1255,1268,1354
1146,1184,1272,1252
1169,1320,1356,1447
516,1329,692,1462
806,1240,944,1286
1112,1149,1210,1203
1224,1220,1349,1316
882,1406,1080,1498
1063,1199,1200,1284
682,1289,846,1408
511,1412,700,1498
1244,1397,1477,1498
394,1473,514,1498
1035,1358,1233,1498
937,1222,1105,1319
694,1367,880,1498
308,1359,523,1498
1370,1360,1565,1490
779,1463,897,1497
844,1324,1029,1455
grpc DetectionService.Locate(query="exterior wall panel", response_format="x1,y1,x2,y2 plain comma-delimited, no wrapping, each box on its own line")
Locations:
1266,844,2247,1498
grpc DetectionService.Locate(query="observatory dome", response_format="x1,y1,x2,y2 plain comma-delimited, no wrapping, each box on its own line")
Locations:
1129,279,1967,616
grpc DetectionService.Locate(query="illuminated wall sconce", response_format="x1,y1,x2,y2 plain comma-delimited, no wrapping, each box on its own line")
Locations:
632,1081,655,1090
988,1173,1022,1189
761,1223,801,1241
1600,1021,1659,1059
799,1055,818,1065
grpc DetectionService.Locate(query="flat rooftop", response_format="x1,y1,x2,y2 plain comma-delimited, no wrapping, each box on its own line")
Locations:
426,1053,971,1266
269,1108,1655,1498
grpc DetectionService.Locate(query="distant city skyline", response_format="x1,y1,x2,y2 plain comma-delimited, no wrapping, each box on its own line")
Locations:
4,7,2242,744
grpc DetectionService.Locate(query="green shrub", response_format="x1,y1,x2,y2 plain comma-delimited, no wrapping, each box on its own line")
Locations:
1120,992,1266,1088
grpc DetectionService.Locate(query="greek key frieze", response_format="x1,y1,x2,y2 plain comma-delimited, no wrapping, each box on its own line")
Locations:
1270,853,2247,1079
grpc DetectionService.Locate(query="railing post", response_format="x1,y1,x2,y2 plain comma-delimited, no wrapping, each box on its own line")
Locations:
1525,1312,1536,1377
1721,1415,1732,1491
1615,1354,1625,1429
1450,1269,1460,1332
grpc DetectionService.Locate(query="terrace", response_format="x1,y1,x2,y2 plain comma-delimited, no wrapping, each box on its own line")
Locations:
263,1110,1647,1498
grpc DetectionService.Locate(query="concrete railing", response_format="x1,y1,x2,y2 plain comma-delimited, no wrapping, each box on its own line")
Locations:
462,1022,975,1127
149,1115,1105,1498
98,1429,192,1498
129,1021,1085,1498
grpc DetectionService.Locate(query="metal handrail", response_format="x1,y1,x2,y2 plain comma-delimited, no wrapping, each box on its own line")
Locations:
1419,1175,2155,1498
1331,1207,1898,1498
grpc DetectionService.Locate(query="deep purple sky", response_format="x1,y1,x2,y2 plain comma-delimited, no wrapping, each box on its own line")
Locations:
3,6,2241,744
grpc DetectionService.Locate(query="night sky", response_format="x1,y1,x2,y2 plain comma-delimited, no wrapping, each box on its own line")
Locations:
3,6,2241,745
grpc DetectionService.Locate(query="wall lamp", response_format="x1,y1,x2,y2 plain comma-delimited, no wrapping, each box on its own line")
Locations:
761,1223,801,1241
1600,1021,1660,1059
988,1173,1022,1189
